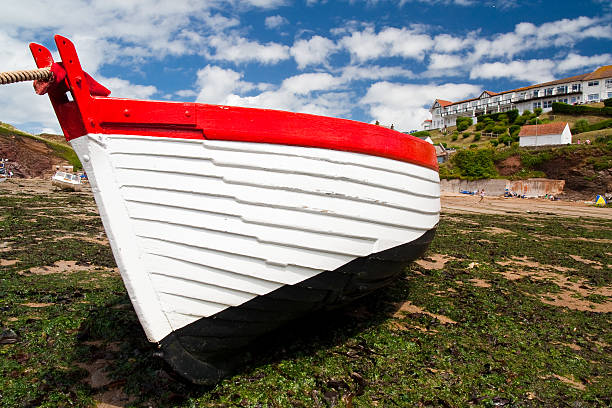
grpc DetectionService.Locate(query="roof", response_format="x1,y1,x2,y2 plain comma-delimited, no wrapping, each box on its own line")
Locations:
518,122,569,137
436,99,453,107
584,65,612,81
437,65,612,107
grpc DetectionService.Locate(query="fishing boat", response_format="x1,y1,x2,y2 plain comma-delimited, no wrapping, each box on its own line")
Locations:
51,170,83,191
22,36,439,384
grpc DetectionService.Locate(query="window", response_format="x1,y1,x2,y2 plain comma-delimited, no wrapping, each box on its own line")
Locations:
572,83,581,92
558,98,568,104
533,102,541,109
571,97,577,103
557,86,567,94
543,101,553,108
545,88,553,96
588,93,599,101
588,81,599,87
608,92,612,98
471,101,478,107
606,79,612,87
533,90,539,97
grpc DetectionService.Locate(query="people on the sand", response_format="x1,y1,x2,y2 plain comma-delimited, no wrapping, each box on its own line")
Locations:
479,189,485,202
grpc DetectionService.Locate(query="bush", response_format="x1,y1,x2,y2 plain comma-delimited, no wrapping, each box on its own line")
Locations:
509,125,521,136
604,98,612,107
534,107,543,116
492,125,507,134
469,144,478,149
475,122,486,131
514,116,527,126
528,117,546,125
473,133,481,142
462,132,470,139
411,130,430,138
506,109,519,124
490,139,499,147
522,110,532,117
451,134,458,141
485,122,496,132
477,109,519,124
456,117,473,132
571,118,612,134
573,119,590,134
451,148,498,179
552,102,612,116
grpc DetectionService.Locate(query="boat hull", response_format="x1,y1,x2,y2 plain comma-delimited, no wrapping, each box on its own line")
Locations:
161,227,436,384
70,132,439,382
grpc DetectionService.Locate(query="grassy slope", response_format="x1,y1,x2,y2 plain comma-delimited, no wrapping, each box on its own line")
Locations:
0,189,610,407
0,123,81,171
430,107,612,150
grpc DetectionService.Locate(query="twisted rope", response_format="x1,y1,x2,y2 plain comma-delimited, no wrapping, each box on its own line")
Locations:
0,68,52,85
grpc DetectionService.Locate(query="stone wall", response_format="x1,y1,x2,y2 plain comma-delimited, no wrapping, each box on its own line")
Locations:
440,178,565,197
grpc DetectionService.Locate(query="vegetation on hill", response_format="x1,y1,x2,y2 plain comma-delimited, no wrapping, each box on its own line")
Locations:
0,122,81,172
439,133,612,197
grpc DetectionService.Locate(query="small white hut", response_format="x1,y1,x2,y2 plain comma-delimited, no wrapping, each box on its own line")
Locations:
518,122,572,147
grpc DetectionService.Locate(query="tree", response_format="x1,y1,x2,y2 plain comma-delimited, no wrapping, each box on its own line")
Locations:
456,117,473,132
573,119,590,134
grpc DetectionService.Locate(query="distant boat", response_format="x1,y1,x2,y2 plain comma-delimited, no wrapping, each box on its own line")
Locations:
30,36,440,384
51,170,82,191
0,162,8,182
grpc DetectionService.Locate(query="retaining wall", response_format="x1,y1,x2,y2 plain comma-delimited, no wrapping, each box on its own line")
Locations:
440,178,565,197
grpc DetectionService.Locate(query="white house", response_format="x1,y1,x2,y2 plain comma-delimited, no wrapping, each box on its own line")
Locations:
518,122,572,147
426,65,612,130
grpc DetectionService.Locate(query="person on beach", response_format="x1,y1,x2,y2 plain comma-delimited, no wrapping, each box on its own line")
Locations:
479,189,485,203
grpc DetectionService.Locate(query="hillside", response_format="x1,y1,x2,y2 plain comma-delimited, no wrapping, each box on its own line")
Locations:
0,122,81,178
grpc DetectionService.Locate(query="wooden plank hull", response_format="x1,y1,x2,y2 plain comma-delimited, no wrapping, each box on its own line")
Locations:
70,133,439,383
30,35,441,384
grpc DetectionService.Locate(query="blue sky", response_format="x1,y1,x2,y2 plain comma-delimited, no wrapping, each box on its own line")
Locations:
0,0,610,134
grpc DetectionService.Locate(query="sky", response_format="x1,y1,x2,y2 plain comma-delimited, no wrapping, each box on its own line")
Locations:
0,0,611,135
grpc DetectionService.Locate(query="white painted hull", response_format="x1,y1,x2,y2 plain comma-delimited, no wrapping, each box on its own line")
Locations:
71,134,440,343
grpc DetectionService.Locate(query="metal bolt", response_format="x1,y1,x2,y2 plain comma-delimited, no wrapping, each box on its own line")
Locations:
124,109,130,117
185,110,191,117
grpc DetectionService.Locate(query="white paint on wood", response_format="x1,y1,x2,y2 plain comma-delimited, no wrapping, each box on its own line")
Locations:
71,134,440,341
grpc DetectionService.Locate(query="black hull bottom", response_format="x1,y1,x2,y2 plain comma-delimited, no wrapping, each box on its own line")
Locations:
159,227,437,384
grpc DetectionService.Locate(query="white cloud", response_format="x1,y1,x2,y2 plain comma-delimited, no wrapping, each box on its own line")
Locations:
98,77,158,100
428,53,464,70
556,53,612,73
281,73,342,94
361,81,481,130
195,65,243,104
433,33,473,53
290,36,337,69
265,15,288,29
340,65,413,81
471,16,612,61
339,26,434,62
469,59,555,83
207,35,290,64
240,0,287,8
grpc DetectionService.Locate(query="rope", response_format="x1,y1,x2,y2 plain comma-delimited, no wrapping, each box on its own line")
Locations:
0,68,52,85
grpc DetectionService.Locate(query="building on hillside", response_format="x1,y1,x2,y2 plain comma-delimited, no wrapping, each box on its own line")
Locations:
518,122,572,147
426,65,612,130
51,164,74,173
434,144,454,163
422,119,432,130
